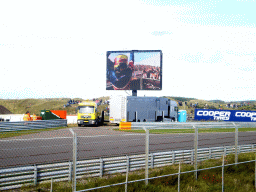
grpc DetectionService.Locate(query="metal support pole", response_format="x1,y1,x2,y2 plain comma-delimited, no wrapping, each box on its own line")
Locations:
255,154,256,191
125,156,129,192
233,122,238,165
194,126,198,180
50,177,53,192
100,158,103,177
178,162,181,192
70,129,77,192
145,128,149,185
222,154,224,192
34,164,37,186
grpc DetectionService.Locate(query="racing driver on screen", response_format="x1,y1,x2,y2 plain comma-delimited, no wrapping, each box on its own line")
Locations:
107,54,134,90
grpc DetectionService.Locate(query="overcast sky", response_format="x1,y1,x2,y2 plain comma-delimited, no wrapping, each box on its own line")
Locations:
1,0,256,102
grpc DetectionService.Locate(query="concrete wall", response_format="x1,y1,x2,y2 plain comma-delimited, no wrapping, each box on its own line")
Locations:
0,114,24,122
0,114,77,124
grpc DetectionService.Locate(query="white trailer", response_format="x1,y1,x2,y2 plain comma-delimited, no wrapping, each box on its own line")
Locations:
109,95,178,124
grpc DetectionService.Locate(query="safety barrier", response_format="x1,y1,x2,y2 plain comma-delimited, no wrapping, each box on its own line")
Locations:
1,144,255,190
0,119,67,132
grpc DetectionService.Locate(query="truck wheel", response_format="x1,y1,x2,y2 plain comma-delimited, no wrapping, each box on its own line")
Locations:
78,124,82,127
95,120,99,127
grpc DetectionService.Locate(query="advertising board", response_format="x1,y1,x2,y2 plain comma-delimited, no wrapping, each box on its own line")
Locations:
194,109,256,122
106,50,162,90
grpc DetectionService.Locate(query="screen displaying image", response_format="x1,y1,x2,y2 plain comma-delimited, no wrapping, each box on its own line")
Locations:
106,50,162,90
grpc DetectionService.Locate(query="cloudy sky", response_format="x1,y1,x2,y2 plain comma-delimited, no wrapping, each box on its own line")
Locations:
1,0,255,102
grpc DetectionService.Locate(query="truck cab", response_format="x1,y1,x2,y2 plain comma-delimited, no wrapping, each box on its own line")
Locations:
77,101,103,126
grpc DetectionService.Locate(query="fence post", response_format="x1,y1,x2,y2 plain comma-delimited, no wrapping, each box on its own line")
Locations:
145,128,149,185
222,154,225,192
70,129,77,192
194,125,198,180
100,158,103,178
34,164,37,186
50,177,53,192
125,155,129,192
178,161,181,192
233,122,238,165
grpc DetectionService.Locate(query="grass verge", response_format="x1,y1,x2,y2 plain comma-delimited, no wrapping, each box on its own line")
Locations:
16,152,256,192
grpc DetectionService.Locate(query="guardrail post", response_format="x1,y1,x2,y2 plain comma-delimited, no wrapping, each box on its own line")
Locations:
34,164,37,186
145,128,149,185
70,129,77,192
191,150,193,165
100,158,103,178
151,153,154,169
69,161,72,181
209,148,212,159
172,151,175,165
194,125,198,180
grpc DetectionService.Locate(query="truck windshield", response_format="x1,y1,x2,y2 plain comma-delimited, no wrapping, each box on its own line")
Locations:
79,106,94,113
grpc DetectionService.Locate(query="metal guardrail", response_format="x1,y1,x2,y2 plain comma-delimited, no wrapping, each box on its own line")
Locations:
1,144,255,190
130,122,256,129
0,119,67,132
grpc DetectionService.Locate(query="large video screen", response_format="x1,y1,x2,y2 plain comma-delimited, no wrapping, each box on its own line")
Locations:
106,50,162,90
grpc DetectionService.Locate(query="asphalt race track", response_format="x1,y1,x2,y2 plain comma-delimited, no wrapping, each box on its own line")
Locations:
1,126,256,168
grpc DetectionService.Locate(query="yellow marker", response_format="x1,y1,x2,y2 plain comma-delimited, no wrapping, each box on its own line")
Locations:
119,122,131,130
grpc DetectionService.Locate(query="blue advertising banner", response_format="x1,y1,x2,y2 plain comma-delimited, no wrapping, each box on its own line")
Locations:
194,109,256,122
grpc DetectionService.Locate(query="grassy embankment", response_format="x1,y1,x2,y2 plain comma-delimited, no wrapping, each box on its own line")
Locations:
0,97,110,116
17,152,256,192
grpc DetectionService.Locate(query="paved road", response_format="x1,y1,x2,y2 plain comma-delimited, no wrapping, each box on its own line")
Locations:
1,126,256,168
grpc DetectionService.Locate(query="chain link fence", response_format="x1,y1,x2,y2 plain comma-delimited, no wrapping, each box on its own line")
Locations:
1,122,256,191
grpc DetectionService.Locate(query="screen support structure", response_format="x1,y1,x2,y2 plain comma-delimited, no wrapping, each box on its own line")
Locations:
132,90,137,96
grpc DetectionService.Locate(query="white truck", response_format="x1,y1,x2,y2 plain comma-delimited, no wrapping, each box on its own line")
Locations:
109,95,178,124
